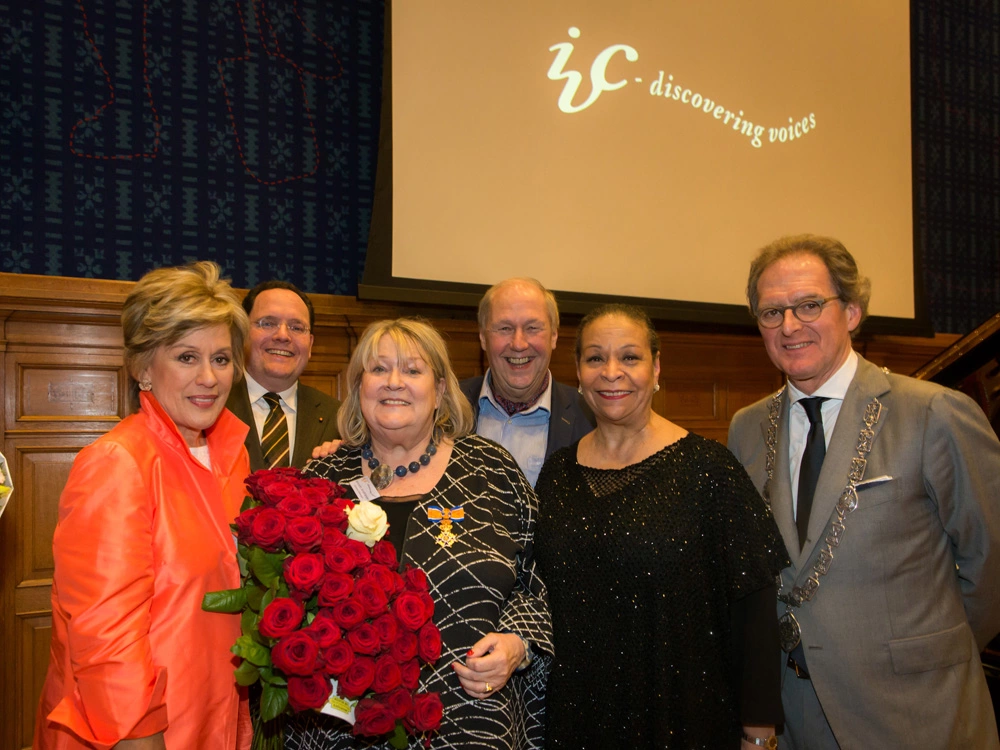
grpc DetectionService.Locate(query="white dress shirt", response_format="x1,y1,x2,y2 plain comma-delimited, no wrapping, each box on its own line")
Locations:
245,373,300,459
786,349,858,520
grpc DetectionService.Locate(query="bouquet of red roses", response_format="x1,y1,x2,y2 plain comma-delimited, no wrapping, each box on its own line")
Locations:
203,467,443,750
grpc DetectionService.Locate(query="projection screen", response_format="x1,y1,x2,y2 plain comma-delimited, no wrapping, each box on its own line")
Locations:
362,1,921,331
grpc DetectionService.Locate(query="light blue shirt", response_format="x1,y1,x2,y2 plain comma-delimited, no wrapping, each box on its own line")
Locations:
475,371,553,487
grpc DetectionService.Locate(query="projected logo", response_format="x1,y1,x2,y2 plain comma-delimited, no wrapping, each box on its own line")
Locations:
548,27,815,149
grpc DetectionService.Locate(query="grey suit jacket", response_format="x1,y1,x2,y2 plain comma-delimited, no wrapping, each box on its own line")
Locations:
459,375,594,459
728,354,1000,749
226,378,341,472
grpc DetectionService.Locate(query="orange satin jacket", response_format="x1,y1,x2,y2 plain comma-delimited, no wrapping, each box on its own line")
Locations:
34,392,252,749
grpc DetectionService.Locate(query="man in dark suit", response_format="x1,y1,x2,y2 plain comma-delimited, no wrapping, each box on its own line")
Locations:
226,280,339,470
460,277,593,486
728,235,1000,749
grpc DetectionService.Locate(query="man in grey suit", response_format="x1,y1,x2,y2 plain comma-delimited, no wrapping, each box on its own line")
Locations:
460,277,593,486
226,280,339,471
728,234,1000,749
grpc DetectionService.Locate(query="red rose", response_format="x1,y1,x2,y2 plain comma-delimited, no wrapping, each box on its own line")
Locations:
259,479,300,507
324,546,356,574
372,653,403,693
338,656,376,699
399,658,420,690
318,572,354,606
345,538,372,567
372,613,399,648
390,630,418,663
317,499,352,531
321,527,348,551
352,698,396,737
250,508,286,551
298,486,329,508
380,686,413,720
361,564,397,597
323,638,355,676
419,592,435,621
258,597,305,639
246,467,297,495
393,591,430,631
285,516,324,553
403,567,429,593
354,578,389,618
308,478,348,498
234,506,263,545
371,539,398,568
284,553,325,597
390,571,406,595
346,622,382,656
405,692,443,733
417,621,442,663
271,631,323,676
287,673,333,712
304,614,342,648
277,493,315,517
330,598,366,630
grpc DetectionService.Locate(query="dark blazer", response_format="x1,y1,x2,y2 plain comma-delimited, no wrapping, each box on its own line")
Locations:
460,374,594,459
728,354,1000,749
225,377,341,471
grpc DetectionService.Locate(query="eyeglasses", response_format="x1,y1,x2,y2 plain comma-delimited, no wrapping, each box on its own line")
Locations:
487,324,548,339
252,318,310,336
756,296,841,329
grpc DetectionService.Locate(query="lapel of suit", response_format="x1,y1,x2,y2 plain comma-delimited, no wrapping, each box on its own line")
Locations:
230,379,266,472
766,390,800,561
292,387,321,468
797,355,891,572
545,381,567,458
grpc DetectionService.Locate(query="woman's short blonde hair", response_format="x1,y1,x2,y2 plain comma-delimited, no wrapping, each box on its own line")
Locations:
338,318,473,447
122,261,249,410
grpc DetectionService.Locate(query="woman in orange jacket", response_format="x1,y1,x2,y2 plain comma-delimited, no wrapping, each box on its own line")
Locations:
34,262,252,750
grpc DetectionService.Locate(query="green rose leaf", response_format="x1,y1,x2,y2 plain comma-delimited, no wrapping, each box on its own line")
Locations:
259,666,288,687
250,548,284,588
388,722,408,749
240,607,259,637
233,659,260,687
246,584,266,612
231,634,271,667
201,587,247,613
261,683,289,722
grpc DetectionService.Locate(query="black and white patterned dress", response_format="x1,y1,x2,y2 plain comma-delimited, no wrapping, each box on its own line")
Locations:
285,434,553,750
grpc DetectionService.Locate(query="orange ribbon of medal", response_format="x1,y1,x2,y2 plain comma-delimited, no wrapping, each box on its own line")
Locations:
427,506,464,523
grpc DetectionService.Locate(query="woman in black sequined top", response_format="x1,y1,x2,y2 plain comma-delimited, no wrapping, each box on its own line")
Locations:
534,304,788,750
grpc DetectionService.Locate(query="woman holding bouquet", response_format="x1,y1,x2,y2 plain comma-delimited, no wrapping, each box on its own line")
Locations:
286,318,553,750
534,304,788,749
34,262,252,750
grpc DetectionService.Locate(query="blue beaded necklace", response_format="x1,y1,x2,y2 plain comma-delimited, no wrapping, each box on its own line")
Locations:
362,439,438,490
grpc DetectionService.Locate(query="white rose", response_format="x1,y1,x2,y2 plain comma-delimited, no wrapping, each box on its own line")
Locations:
346,501,389,546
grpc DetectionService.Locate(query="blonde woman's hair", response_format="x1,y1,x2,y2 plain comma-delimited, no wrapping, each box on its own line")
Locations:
338,318,474,447
122,261,249,410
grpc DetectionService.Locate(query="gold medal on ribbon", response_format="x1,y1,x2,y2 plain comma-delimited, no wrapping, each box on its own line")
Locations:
427,505,464,548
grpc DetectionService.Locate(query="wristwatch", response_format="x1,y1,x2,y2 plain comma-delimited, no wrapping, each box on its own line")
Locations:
742,732,778,749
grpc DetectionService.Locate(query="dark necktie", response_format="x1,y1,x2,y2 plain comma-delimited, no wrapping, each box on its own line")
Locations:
261,392,290,468
796,397,828,551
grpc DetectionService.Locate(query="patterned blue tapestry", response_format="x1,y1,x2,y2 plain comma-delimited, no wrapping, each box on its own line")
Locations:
1,1,999,334
0,0,381,295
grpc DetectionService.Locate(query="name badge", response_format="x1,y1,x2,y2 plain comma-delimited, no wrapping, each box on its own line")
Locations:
349,476,381,501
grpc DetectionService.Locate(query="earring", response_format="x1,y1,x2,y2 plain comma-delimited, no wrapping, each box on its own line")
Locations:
139,380,152,392
653,384,660,393
577,386,583,395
